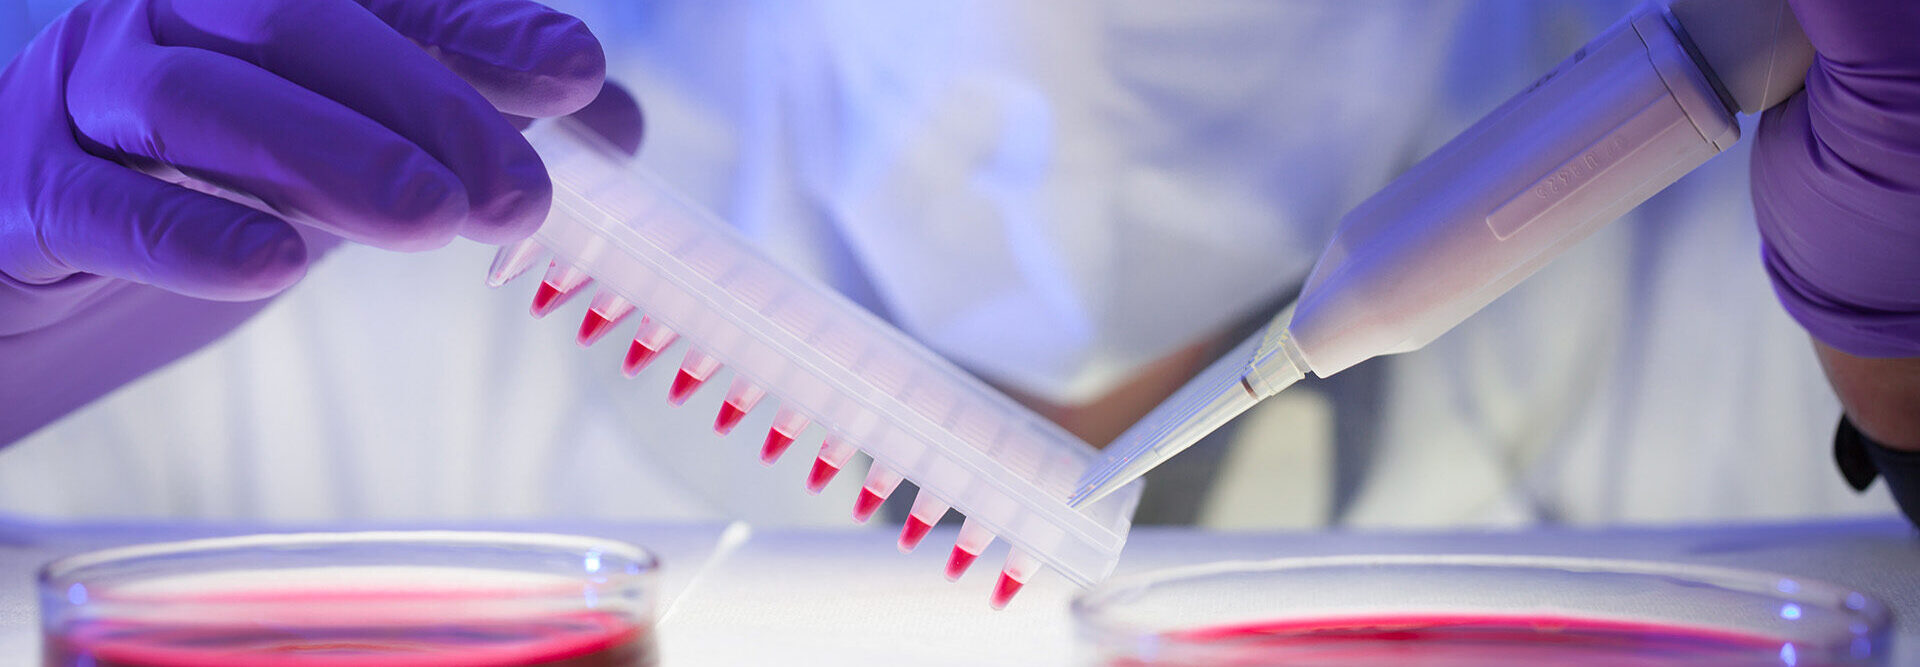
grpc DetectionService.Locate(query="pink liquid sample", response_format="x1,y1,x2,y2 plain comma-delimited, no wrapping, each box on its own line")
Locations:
1106,615,1805,667
989,573,1025,610
805,460,841,495
759,429,796,465
577,310,618,346
852,489,886,523
666,370,705,406
48,610,653,667
713,401,749,435
897,516,935,552
622,341,664,377
530,283,568,318
944,547,980,581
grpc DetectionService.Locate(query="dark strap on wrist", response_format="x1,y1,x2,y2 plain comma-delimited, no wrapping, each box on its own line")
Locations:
1836,415,1920,529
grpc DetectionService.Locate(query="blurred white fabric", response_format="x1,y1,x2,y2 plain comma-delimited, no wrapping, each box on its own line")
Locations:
0,0,1892,527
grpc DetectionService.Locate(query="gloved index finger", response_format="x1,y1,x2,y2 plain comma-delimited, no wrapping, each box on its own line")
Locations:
358,0,606,118
148,0,551,245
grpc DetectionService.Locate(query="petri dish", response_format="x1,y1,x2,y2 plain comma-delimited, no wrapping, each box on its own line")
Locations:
1072,555,1890,666
39,531,658,667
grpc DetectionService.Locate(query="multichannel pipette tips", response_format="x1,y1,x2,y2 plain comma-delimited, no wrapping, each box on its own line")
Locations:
576,293,636,347
988,550,1040,610
623,340,664,376
668,350,722,407
667,370,704,407
577,310,616,346
486,238,543,287
805,459,840,495
714,401,749,435
852,465,905,523
530,283,566,317
989,572,1026,610
804,438,857,495
713,379,767,436
852,489,885,522
759,409,811,464
899,493,952,553
488,126,1142,612
945,547,980,582
946,519,995,581
622,317,680,378
898,516,934,553
530,262,591,318
760,429,796,465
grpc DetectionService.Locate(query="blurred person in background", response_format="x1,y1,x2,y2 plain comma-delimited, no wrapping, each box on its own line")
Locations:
0,0,1911,530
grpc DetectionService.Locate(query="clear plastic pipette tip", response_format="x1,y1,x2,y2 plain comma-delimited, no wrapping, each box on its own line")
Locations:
487,239,544,287
990,550,1040,610
945,518,996,581
531,262,592,318
1069,319,1306,508
898,493,950,553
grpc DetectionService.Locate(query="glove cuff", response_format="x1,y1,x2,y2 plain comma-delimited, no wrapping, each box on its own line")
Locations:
1835,414,1920,529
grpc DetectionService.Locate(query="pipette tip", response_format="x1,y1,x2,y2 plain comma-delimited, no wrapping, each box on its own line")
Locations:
623,341,664,377
852,489,885,523
760,429,796,465
713,401,749,435
577,310,617,346
945,547,980,581
897,516,934,553
667,370,704,407
530,283,565,317
805,459,840,495
989,573,1025,610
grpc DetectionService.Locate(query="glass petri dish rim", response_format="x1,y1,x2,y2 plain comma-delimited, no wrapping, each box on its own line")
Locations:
38,530,660,591
1071,553,1891,653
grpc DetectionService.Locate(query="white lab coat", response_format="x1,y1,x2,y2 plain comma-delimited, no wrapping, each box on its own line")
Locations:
0,0,1892,527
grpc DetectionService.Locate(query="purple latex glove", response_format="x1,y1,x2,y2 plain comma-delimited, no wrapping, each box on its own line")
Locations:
0,0,606,444
1752,0,1920,358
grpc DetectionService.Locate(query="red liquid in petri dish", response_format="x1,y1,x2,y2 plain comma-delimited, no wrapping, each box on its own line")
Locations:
1108,614,1801,667
47,612,653,667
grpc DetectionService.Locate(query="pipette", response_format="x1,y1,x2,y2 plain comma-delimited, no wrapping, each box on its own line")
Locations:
1071,0,1815,507
489,119,1143,609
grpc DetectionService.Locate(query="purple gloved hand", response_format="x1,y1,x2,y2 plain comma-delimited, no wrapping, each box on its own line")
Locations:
1752,0,1920,358
0,0,606,444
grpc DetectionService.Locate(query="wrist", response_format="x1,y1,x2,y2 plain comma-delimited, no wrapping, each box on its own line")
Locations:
1813,339,1920,451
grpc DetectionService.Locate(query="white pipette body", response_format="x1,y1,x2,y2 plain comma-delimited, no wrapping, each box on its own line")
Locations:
1072,0,1814,507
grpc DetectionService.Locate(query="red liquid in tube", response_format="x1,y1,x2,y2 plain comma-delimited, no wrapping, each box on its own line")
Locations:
714,402,749,435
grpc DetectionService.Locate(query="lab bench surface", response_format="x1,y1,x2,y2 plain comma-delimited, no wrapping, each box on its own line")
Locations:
0,517,1914,666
